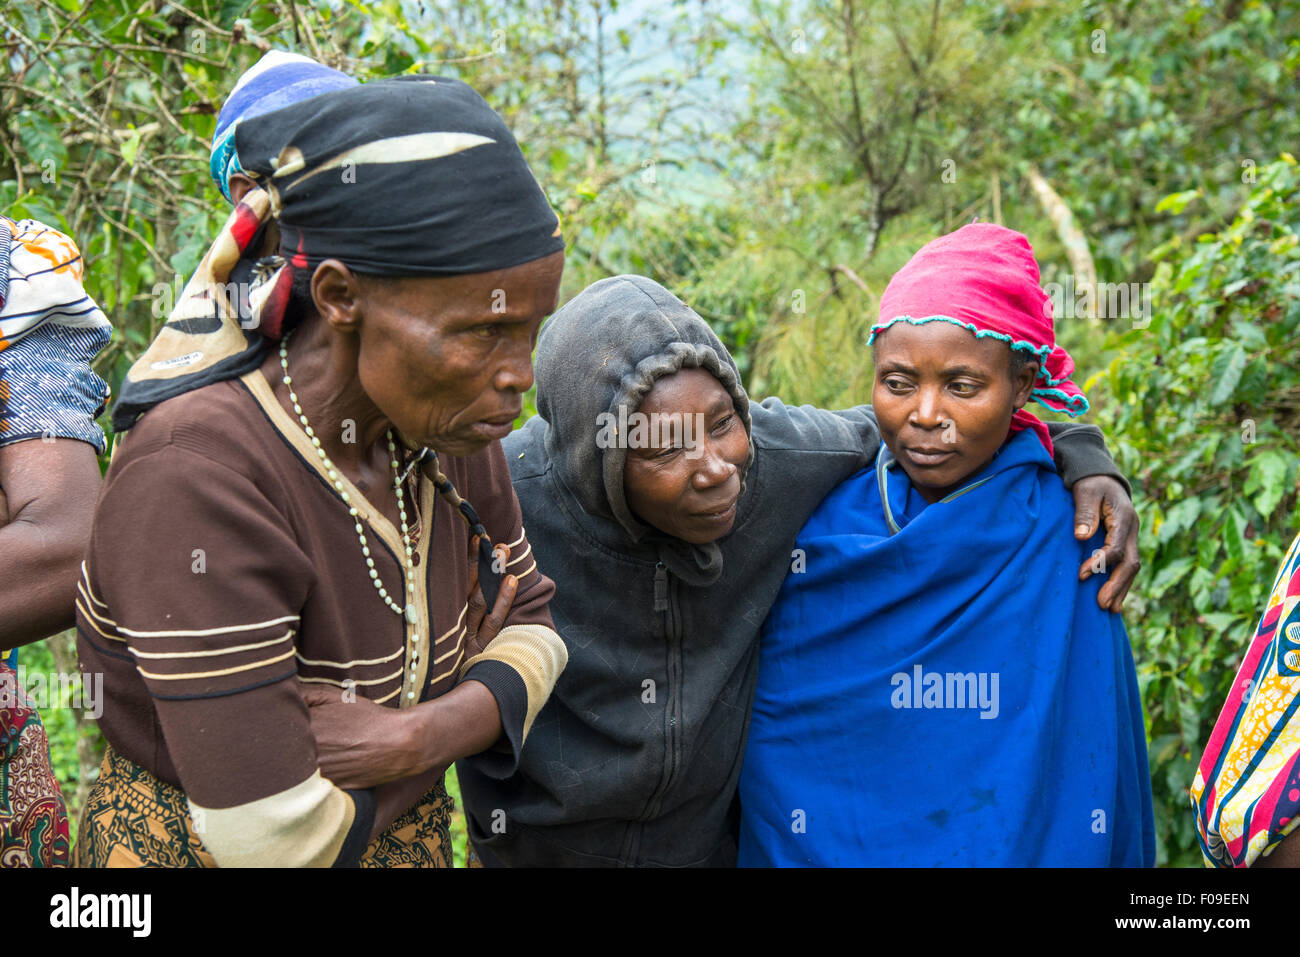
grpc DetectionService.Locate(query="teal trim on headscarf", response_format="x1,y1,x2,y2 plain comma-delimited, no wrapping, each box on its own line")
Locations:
1032,386,1090,415
869,314,1054,374
867,313,1089,416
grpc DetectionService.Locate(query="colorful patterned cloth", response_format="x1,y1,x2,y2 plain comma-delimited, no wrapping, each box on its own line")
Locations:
75,744,454,868
110,188,287,431
360,784,454,869
210,50,358,202
0,663,71,867
1192,528,1300,867
0,216,111,452
0,216,103,866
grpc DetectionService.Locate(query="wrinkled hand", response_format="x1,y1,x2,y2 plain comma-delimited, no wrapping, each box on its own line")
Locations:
465,534,517,658
1072,475,1140,613
300,683,427,790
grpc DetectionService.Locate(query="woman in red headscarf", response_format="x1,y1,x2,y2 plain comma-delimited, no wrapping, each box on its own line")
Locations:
738,223,1155,867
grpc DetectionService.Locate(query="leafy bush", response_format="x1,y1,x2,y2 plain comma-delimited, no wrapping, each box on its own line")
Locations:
1093,154,1300,866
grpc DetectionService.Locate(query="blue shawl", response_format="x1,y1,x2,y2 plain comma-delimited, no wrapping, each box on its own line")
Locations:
737,429,1154,866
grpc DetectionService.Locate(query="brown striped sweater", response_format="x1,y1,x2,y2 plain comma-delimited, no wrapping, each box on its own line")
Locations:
75,369,566,867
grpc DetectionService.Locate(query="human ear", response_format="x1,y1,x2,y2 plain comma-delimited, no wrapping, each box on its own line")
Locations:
1012,362,1039,410
228,174,258,205
311,260,363,334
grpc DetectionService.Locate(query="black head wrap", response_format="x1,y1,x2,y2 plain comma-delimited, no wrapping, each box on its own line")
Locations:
116,74,563,431
115,75,560,606
234,75,563,275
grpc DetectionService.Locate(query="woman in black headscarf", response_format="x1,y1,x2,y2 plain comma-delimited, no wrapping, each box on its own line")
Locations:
75,77,568,868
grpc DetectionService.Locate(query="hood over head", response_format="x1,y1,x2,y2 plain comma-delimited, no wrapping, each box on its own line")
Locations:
534,275,754,585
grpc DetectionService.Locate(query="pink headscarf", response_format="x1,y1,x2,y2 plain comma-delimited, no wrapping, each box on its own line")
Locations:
870,222,1089,456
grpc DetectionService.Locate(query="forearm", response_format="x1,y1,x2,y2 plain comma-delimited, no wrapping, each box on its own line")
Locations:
0,518,85,649
308,618,564,791
0,437,102,650
1255,827,1300,868
362,681,499,841
1047,421,1130,493
401,678,503,775
306,677,508,791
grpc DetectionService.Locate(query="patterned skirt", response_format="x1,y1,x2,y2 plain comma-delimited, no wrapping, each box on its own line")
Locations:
0,664,71,867
75,744,454,867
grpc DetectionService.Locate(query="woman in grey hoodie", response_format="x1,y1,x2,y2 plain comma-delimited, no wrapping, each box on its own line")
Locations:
457,274,1139,867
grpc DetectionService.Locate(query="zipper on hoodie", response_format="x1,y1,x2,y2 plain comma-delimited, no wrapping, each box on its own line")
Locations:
641,561,683,826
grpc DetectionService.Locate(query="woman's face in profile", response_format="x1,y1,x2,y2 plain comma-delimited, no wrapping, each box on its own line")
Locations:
347,250,564,455
622,368,750,545
872,320,1036,502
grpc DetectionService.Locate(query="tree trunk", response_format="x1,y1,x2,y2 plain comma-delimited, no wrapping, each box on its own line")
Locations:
1026,164,1098,321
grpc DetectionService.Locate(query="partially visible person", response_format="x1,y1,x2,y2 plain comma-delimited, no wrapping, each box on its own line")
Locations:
738,224,1155,867
209,48,358,206
1192,526,1300,867
0,214,112,866
76,77,567,868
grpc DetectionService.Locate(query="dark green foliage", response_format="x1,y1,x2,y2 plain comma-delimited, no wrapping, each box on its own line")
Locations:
1092,156,1300,865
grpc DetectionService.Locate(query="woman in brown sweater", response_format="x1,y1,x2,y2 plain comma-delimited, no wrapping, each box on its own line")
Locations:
74,77,569,867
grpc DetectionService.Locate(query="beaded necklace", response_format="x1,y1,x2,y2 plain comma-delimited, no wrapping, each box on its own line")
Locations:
279,328,419,626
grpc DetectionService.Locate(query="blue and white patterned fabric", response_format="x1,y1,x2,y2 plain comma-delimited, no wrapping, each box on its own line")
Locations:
0,216,111,453
210,50,358,202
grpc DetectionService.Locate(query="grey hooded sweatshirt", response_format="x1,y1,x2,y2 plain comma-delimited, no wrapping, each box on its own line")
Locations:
458,275,1124,867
